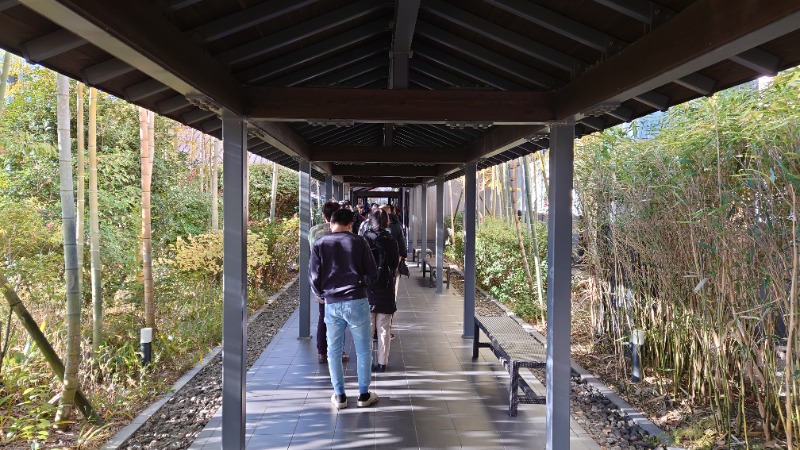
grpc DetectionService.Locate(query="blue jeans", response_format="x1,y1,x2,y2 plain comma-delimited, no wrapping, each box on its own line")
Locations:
325,298,372,395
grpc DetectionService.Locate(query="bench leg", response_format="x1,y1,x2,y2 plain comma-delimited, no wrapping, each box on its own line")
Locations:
472,323,480,359
509,361,520,416
445,268,451,289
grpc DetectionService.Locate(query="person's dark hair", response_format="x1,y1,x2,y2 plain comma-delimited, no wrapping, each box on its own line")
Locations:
321,200,341,222
369,209,389,231
330,208,354,226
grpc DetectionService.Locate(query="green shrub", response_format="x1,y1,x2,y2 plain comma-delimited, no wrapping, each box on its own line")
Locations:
449,217,547,322
162,216,299,293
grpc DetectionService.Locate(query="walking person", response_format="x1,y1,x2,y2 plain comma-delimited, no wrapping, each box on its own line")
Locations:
363,209,399,372
310,208,379,409
380,204,407,302
308,200,348,364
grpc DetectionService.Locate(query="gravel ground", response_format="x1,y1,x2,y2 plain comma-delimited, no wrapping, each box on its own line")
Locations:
451,275,664,450
116,282,300,450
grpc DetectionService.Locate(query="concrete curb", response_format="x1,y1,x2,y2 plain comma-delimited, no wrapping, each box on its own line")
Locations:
101,276,299,449
451,267,679,448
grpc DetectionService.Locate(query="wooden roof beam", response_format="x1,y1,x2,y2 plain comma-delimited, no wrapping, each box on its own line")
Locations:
595,0,782,76
343,176,425,186
332,164,443,177
310,146,468,164
556,0,800,120
246,87,554,124
20,0,244,114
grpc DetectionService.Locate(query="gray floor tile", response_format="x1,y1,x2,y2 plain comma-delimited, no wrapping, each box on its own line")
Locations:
189,277,601,450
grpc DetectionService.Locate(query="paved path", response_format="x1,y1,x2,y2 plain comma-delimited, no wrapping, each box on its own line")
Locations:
189,271,599,449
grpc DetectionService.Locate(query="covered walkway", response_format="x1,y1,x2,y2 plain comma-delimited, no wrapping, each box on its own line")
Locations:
189,274,599,450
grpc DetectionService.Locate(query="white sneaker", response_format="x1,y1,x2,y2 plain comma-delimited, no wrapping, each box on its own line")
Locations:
331,393,347,409
357,391,378,407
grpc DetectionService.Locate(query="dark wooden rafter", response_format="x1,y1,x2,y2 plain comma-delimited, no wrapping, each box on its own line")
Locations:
18,0,244,113
215,0,389,65
188,0,316,43
268,42,388,87
414,22,560,89
343,176,425,186
310,146,468,163
414,43,526,90
385,0,421,147
246,87,554,124
595,0,782,75
238,20,389,84
557,0,800,119
422,0,578,75
21,28,85,61
331,164,447,177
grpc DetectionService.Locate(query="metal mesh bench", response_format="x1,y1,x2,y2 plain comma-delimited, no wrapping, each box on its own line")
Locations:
412,247,432,263
472,315,546,416
422,255,455,288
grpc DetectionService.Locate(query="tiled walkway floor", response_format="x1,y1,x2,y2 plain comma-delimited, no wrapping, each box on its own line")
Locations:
189,269,600,449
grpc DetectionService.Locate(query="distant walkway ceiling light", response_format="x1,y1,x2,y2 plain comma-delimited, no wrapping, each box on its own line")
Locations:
307,119,355,127
445,121,493,129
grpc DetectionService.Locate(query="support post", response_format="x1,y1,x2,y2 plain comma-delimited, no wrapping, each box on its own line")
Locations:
410,187,418,259
298,159,311,338
420,183,428,270
325,175,333,202
435,176,445,294
221,110,247,450
463,163,477,338
546,123,574,450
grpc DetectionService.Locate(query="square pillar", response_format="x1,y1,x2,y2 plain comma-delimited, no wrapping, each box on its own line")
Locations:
298,160,312,338
435,176,445,294
463,163,477,337
325,175,333,202
411,186,418,255
546,122,574,450
420,183,428,270
221,110,247,450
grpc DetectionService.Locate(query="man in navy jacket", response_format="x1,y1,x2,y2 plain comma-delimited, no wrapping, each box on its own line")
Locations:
310,208,379,409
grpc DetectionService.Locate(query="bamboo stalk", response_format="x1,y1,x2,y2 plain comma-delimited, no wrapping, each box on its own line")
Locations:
55,75,81,424
1,269,99,422
88,87,102,360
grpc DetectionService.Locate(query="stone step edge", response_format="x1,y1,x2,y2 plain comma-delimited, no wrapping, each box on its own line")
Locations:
101,276,299,450
449,266,682,449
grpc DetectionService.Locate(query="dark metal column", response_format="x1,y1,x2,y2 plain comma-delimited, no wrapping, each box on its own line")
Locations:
411,187,418,258
325,175,333,202
420,183,428,271
298,159,311,338
435,176,445,294
463,163,477,338
546,123,574,450
221,110,247,450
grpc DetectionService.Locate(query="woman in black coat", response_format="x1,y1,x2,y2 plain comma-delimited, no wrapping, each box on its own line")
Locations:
363,209,399,372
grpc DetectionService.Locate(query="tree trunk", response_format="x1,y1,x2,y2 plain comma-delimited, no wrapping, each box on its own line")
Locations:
491,166,498,218
538,151,549,200
199,134,205,193
508,159,537,308
211,139,219,231
55,74,81,424
0,268,99,423
140,108,155,330
76,83,85,297
88,87,103,359
523,154,546,321
270,161,278,222
0,52,11,115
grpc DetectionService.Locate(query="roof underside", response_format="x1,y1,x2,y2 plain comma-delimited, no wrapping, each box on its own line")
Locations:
2,0,799,186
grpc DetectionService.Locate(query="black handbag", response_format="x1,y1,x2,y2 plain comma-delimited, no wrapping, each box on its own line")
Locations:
398,259,410,278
